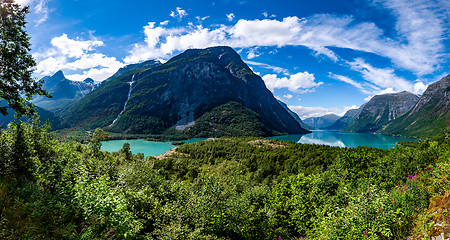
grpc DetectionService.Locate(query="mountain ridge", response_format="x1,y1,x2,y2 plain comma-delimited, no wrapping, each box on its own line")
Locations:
344,91,419,133
60,46,309,138
32,71,98,112
381,74,450,138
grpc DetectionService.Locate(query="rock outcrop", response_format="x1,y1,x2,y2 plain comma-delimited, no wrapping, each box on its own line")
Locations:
344,91,419,133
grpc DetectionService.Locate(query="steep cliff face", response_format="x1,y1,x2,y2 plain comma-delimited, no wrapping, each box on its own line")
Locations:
61,46,308,137
303,114,340,129
32,71,98,112
277,100,312,130
344,91,419,133
382,74,450,138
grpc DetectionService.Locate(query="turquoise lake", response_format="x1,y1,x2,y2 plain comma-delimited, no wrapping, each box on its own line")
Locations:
269,130,417,150
101,138,208,157
101,131,416,157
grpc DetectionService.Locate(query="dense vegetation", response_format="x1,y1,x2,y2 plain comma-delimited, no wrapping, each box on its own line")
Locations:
1,119,449,239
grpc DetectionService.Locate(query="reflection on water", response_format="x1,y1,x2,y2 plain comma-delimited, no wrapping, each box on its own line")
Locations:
101,131,417,157
269,130,417,150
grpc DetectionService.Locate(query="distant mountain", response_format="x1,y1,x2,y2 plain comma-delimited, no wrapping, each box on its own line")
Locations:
33,71,98,112
60,46,309,137
344,91,419,133
0,101,63,129
277,100,313,130
303,114,340,129
381,74,450,138
325,107,363,130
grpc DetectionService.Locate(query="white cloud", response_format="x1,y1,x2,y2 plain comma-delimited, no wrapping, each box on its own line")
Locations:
35,34,124,81
283,94,293,99
196,16,209,22
125,0,447,76
246,47,261,59
364,88,397,101
170,7,187,20
226,13,235,22
15,0,33,5
262,12,276,18
15,0,52,25
413,81,428,94
262,72,323,93
160,20,169,26
328,72,368,93
288,105,358,119
245,61,289,75
374,0,447,75
34,0,51,25
348,58,414,92
50,34,103,58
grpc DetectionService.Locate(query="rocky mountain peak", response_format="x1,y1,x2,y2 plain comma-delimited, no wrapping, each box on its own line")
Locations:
345,91,419,133
61,46,309,137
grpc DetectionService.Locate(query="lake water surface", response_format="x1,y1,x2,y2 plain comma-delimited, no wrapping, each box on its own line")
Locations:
269,130,417,150
101,131,416,157
101,138,208,157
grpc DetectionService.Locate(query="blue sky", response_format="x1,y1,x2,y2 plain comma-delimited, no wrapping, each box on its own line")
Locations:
17,0,449,118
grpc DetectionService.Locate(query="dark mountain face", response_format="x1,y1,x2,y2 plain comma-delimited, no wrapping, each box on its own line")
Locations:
61,46,308,137
277,100,313,130
0,100,63,129
303,114,340,129
33,71,98,112
344,91,420,133
382,74,450,138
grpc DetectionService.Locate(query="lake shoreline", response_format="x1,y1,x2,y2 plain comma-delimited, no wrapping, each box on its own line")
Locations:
101,130,418,157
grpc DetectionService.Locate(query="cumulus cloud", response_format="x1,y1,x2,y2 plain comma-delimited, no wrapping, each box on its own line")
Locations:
125,0,447,77
170,7,187,20
35,34,124,81
413,81,428,94
288,105,358,119
262,72,323,93
283,94,293,99
246,47,261,59
50,34,104,58
226,13,235,22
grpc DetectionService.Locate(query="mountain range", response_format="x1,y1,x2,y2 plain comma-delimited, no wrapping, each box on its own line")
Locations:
344,91,420,133
58,46,309,138
3,46,447,140
303,114,340,129
32,71,98,112
381,75,450,138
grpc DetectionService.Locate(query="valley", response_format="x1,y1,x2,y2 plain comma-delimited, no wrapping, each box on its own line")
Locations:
1,1,449,237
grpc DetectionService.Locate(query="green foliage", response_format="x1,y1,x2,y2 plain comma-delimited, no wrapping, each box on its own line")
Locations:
0,0,49,117
180,101,276,138
0,120,449,239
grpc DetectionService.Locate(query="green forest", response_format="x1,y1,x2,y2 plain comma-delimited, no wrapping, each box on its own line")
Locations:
1,119,449,239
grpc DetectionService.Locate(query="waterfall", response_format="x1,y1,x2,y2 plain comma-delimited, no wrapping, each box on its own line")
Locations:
109,74,136,126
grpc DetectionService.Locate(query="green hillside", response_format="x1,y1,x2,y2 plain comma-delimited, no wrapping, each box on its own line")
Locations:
1,121,449,239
